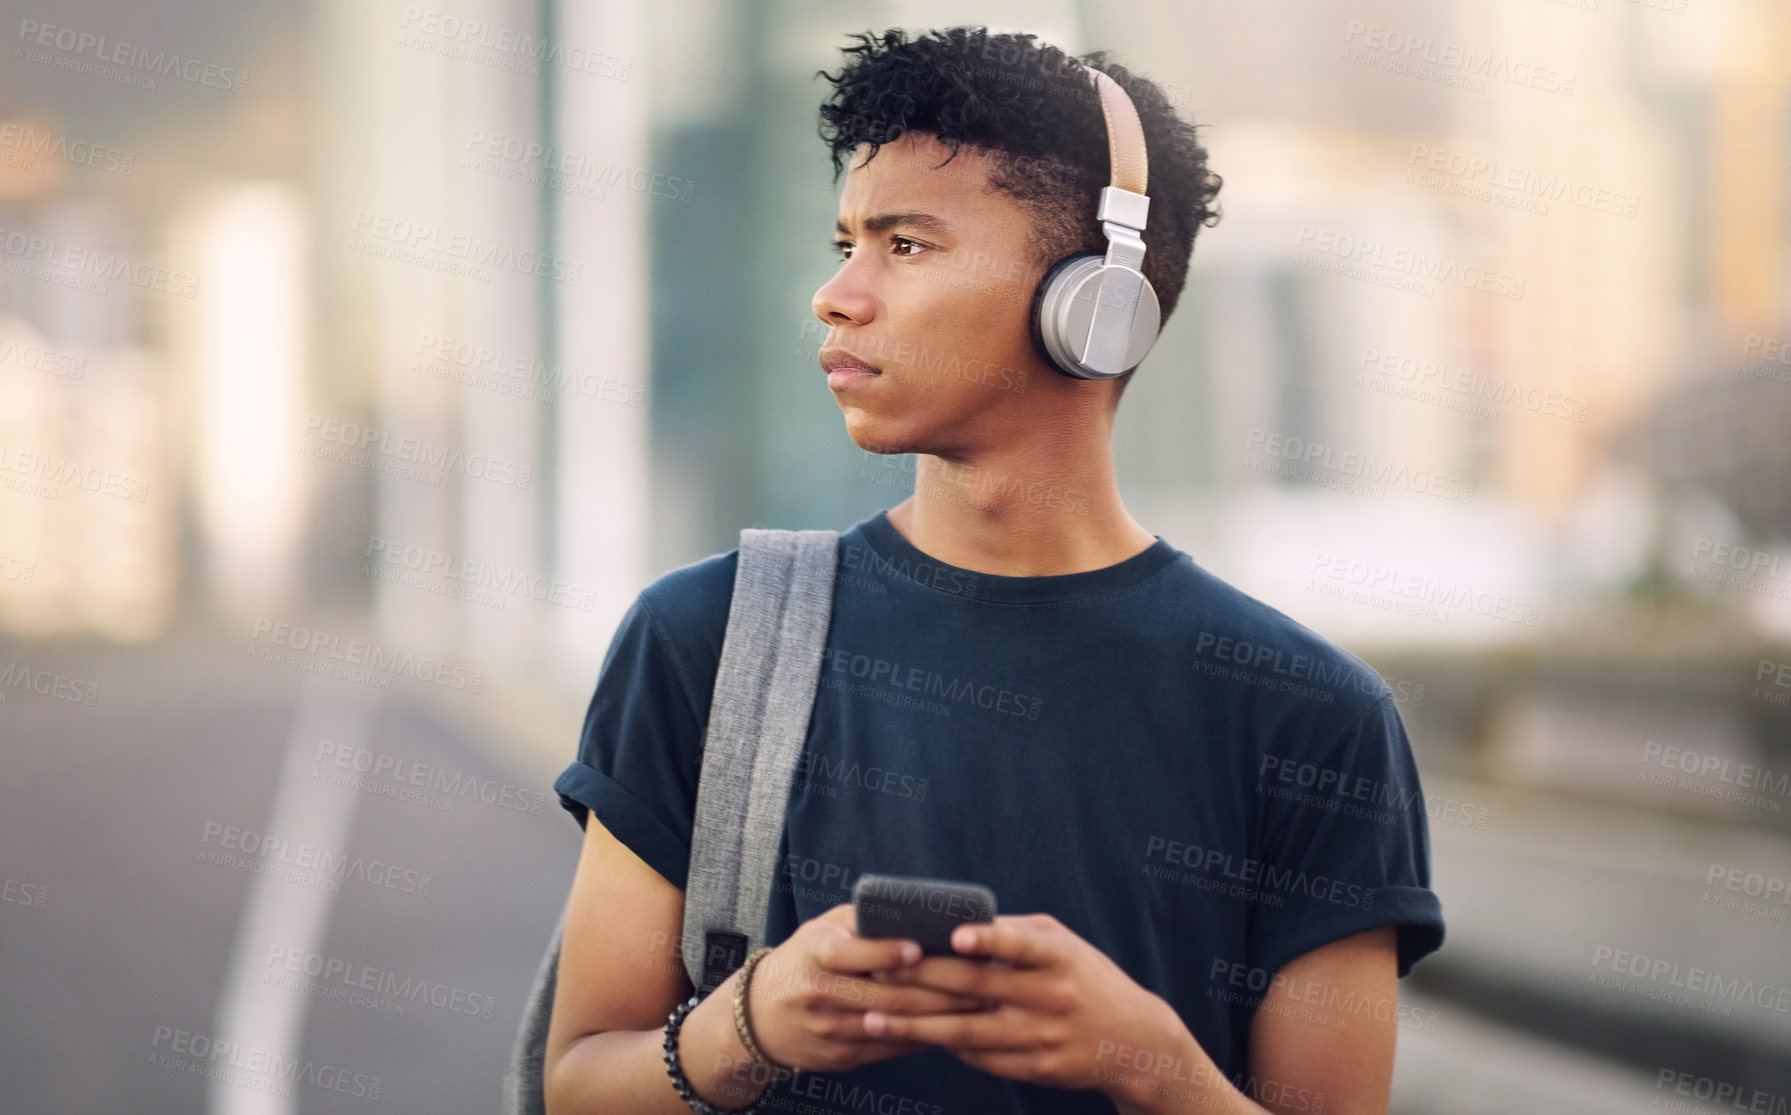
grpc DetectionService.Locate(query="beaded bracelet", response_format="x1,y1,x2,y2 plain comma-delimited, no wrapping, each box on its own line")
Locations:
663,993,766,1115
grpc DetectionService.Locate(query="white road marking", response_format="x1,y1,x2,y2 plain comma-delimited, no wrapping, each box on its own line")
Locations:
206,672,383,1113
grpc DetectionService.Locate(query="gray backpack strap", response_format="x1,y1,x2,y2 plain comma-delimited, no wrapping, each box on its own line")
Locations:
681,528,839,996
500,527,837,1115
501,898,565,1115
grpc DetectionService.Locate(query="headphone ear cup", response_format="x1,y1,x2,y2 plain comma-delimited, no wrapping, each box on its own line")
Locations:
1029,253,1099,377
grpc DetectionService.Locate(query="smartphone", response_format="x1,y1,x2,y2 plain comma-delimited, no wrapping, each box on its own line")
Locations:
852,873,997,956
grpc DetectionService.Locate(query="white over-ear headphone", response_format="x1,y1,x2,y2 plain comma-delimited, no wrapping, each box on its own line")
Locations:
1027,66,1160,380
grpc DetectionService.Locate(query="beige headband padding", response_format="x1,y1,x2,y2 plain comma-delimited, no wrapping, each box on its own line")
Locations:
1087,67,1147,196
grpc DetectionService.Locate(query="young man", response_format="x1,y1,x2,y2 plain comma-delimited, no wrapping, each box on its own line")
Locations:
544,26,1444,1115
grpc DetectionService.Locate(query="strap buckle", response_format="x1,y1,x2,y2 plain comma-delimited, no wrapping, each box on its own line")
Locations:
699,929,749,997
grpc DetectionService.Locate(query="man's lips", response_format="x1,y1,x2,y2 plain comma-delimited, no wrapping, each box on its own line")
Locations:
819,348,882,376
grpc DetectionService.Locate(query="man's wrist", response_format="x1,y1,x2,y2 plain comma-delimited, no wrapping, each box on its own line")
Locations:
675,976,779,1110
1098,997,1257,1115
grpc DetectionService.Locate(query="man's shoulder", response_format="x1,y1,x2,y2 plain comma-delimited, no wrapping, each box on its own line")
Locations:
1174,559,1395,712
635,546,739,649
636,525,852,638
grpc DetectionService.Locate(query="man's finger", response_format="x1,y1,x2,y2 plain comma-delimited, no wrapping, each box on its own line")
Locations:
862,1004,1033,1051
817,902,856,926
869,983,994,1015
949,916,1056,968
775,961,982,1015
748,952,874,1009
811,924,921,976
788,1007,934,1056
880,954,1042,1008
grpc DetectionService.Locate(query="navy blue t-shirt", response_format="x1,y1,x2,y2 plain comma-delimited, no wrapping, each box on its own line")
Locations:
555,509,1445,1114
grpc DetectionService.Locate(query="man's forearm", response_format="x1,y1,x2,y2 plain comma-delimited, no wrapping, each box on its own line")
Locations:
1098,1016,1269,1115
547,973,781,1114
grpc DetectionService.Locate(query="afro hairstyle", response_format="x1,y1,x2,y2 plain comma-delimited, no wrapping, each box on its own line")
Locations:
815,25,1222,401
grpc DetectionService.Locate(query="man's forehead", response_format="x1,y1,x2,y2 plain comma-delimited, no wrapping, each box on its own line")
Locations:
867,131,1002,180
836,136,994,228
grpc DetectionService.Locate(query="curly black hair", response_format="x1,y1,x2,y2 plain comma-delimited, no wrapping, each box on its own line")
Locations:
816,26,1222,400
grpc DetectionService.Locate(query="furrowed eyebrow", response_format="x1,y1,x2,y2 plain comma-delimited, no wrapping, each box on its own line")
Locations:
834,211,953,237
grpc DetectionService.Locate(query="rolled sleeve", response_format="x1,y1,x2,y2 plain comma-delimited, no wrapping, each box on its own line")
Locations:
1250,694,1447,980
554,594,707,893
555,759,693,892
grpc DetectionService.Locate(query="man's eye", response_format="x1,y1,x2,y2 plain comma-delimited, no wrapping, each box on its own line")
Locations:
828,237,927,262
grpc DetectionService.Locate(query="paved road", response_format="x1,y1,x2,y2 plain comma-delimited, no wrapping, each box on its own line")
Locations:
0,624,580,1114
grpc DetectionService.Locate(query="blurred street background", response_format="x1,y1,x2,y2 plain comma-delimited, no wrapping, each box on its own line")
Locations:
2,0,1789,1111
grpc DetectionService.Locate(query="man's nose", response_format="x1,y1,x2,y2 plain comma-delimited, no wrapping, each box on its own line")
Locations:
813,264,874,327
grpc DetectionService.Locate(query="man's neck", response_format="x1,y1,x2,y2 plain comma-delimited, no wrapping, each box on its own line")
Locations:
883,448,1157,578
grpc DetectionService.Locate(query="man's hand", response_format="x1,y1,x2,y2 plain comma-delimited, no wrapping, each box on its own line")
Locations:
856,912,1193,1097
743,903,990,1077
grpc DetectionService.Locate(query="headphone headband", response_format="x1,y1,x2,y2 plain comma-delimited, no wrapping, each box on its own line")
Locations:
1026,62,1161,380
1086,67,1148,196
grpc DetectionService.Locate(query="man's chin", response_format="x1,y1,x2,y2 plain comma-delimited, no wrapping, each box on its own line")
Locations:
842,414,918,456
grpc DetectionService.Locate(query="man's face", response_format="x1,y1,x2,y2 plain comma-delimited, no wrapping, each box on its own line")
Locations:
813,132,1057,455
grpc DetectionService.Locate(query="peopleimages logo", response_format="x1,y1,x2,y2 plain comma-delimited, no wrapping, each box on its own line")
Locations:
1590,945,1791,1017
301,416,532,489
0,334,85,378
1758,659,1791,708
398,5,631,81
199,821,433,896
1192,631,1386,701
349,210,583,285
1143,837,1375,910
1638,740,1789,813
0,552,35,583
1293,225,1526,300
821,646,1042,720
1308,553,1540,627
1703,863,1791,924
364,535,596,612
2,875,48,909
462,128,694,203
0,441,149,503
790,749,928,802
1342,20,1576,96
15,19,249,93
315,739,547,815
1091,1044,1325,1113
1258,754,1490,830
249,618,482,693
1356,347,1588,422
0,660,100,705
1405,143,1637,219
1654,1068,1791,1115
1206,959,1441,1033
1244,428,1476,504
1690,538,1791,582
148,1025,380,1099
262,944,495,1019
0,226,197,298
0,121,135,176
798,319,1029,394
412,332,643,406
